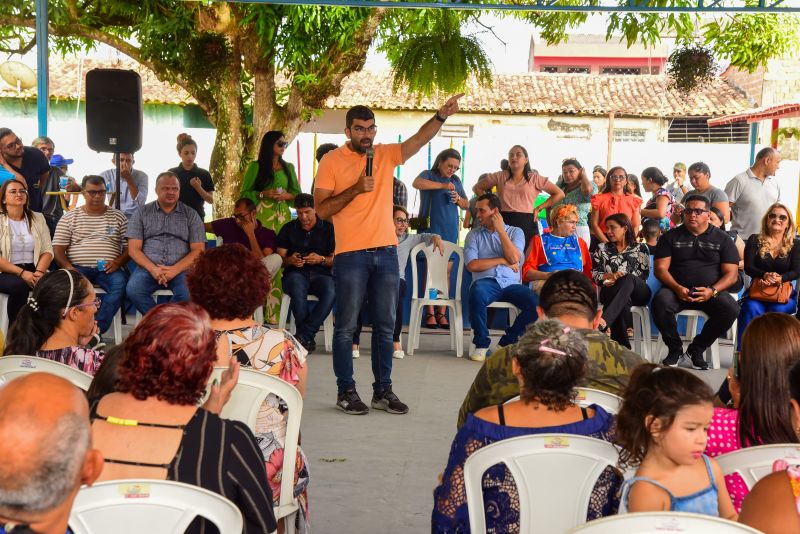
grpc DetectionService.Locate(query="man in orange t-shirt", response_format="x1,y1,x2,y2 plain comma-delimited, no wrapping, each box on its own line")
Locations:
315,95,463,416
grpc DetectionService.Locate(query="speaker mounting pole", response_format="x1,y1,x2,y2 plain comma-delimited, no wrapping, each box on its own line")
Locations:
115,153,121,210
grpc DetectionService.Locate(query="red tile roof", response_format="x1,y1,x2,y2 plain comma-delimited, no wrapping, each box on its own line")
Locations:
325,71,752,118
0,58,751,118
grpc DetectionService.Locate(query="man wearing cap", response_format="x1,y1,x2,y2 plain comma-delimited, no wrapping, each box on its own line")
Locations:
32,137,67,236
0,128,49,212
666,162,689,204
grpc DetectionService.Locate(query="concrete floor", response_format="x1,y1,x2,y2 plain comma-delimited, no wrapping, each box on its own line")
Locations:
299,328,732,534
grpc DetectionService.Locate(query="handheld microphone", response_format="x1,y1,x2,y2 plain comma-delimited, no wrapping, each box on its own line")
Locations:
365,148,374,177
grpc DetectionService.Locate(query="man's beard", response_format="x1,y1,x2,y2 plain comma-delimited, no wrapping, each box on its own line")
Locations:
350,139,372,154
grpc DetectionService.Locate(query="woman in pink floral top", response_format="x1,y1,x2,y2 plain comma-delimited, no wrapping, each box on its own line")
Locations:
705,313,800,511
188,244,310,533
4,269,104,375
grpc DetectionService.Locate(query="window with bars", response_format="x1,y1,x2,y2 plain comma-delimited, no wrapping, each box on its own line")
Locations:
613,128,647,143
667,118,749,143
601,67,643,75
540,66,590,74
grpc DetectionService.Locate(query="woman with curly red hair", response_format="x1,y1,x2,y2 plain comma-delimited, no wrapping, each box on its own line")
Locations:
522,204,593,293
88,302,277,533
187,243,310,533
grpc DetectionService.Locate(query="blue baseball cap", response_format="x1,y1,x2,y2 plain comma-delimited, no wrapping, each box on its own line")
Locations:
49,154,74,167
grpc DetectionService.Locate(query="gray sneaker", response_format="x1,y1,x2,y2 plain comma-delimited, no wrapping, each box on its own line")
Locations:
371,388,409,414
336,389,369,415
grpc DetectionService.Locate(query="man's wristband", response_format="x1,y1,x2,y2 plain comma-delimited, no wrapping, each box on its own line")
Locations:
17,268,24,277
434,112,446,123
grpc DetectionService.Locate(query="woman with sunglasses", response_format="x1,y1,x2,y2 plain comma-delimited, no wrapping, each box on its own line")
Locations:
589,166,642,247
706,313,800,512
4,269,104,375
241,131,301,322
0,179,53,327
168,133,215,219
736,203,800,346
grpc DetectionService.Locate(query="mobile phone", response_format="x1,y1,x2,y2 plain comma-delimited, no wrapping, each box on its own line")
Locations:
689,286,698,297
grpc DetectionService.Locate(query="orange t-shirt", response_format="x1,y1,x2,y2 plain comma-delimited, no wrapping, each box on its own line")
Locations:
315,142,403,254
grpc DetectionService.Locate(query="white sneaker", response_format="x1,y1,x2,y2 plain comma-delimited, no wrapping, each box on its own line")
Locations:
392,350,405,359
470,348,488,362
352,349,360,359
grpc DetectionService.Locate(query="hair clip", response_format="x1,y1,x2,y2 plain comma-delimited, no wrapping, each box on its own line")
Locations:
539,338,567,356
26,296,39,312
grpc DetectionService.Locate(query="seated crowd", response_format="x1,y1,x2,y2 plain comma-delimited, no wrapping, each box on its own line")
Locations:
1,113,798,534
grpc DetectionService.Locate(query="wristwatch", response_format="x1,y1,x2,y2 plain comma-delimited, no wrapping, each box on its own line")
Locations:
708,286,719,298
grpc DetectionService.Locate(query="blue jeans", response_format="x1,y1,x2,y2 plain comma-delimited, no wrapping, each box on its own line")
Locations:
737,291,798,350
468,278,538,349
282,270,336,342
333,247,399,395
74,266,127,335
126,267,190,315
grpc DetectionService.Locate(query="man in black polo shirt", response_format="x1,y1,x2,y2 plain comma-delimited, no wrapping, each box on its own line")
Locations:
277,193,335,352
0,128,49,212
653,194,740,370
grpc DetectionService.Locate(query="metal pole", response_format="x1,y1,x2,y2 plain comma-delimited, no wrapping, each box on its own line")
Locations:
749,123,758,165
115,153,121,210
35,0,49,137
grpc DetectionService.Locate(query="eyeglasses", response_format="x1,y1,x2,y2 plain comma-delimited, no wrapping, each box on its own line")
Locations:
2,138,21,150
83,190,107,197
63,298,101,317
683,208,709,216
394,218,410,225
7,188,27,196
233,213,250,221
560,219,579,225
350,125,377,134
609,175,627,181
275,140,288,148
768,213,789,222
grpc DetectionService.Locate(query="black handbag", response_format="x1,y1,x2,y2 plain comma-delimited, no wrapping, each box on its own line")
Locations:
409,172,434,231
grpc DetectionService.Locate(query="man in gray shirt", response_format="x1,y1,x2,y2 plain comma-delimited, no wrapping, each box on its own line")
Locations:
125,171,205,314
99,152,148,219
725,147,782,239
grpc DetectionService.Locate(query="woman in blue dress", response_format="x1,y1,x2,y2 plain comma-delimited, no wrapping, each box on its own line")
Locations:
412,148,468,329
432,319,621,533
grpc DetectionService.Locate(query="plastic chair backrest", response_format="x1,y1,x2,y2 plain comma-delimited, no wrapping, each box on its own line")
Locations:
463,433,620,533
0,355,93,391
715,443,800,489
409,241,464,301
567,511,762,533
574,388,623,415
69,479,243,534
206,367,302,513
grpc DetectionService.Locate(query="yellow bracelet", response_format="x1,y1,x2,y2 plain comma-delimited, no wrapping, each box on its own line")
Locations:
106,416,139,426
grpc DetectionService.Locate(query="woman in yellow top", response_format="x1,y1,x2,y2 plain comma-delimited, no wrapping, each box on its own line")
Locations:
240,131,301,323
240,130,300,232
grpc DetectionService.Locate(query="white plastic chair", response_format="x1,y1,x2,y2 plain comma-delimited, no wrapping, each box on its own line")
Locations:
716,443,800,490
0,293,8,336
654,309,721,369
407,241,464,357
0,355,93,391
134,289,175,323
463,434,621,534
69,479,244,534
207,367,302,532
630,305,653,362
567,511,761,533
278,294,334,351
94,287,123,344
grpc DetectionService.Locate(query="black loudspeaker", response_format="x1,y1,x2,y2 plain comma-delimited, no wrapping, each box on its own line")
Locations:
85,69,143,153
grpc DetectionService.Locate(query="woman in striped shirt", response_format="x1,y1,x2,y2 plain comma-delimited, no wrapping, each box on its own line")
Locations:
89,302,277,534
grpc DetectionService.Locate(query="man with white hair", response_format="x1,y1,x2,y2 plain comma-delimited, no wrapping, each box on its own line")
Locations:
0,373,103,533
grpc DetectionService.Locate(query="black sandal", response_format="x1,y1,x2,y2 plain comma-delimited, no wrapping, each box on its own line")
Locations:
424,313,439,329
435,312,450,330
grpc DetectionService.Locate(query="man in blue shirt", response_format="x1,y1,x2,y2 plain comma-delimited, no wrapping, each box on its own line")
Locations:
125,171,205,314
0,374,103,534
465,193,537,362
